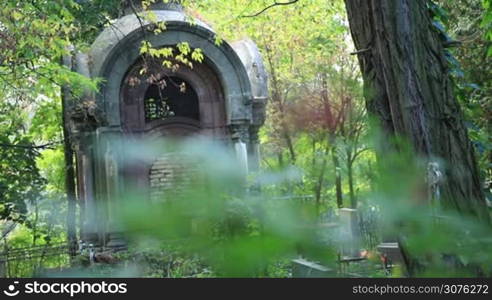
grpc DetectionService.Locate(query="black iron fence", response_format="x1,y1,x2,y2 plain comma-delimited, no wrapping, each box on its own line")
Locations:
0,242,71,278
358,207,381,250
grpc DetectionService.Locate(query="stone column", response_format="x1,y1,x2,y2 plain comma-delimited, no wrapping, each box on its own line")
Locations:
95,127,126,249
105,142,126,249
230,123,250,176
248,126,261,172
75,150,85,241
74,133,99,246
338,208,360,257
71,50,102,247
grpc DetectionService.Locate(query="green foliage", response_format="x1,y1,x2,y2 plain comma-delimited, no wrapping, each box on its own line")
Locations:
193,0,373,213
0,100,46,222
0,0,99,96
483,0,492,54
372,141,492,277
0,0,490,278
0,145,44,222
112,139,339,277
439,0,492,193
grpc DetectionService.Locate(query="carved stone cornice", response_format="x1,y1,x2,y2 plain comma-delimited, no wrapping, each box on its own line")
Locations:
229,123,250,144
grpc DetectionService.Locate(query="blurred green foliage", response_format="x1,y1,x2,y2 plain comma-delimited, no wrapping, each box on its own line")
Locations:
0,0,491,278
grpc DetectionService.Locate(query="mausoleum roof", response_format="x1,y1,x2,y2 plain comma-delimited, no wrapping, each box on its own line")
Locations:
90,9,213,79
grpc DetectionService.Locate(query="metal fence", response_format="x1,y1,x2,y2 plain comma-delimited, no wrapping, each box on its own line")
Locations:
0,243,71,278
358,207,381,250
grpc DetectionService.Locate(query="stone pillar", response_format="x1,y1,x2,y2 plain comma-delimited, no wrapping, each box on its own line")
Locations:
96,127,126,249
74,133,99,246
104,145,125,248
234,141,248,175
248,126,261,172
75,151,85,241
338,208,360,257
71,50,102,247
230,123,250,176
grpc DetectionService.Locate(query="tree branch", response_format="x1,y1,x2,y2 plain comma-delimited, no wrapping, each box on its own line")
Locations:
0,141,61,150
351,147,369,164
241,0,299,18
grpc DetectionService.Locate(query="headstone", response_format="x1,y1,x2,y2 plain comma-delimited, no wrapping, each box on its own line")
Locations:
377,242,406,273
291,258,335,278
338,208,360,258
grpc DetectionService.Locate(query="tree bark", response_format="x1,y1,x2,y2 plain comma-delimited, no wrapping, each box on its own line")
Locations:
347,150,356,209
314,152,328,216
62,92,78,258
344,0,489,222
61,55,78,258
332,147,343,208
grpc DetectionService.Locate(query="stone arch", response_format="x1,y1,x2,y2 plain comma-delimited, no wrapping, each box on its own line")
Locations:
119,54,227,137
90,10,253,128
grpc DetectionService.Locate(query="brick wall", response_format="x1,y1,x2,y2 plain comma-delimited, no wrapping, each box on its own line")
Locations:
149,152,199,202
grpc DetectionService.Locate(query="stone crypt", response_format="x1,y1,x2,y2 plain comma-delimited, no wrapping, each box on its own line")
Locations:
65,1,268,249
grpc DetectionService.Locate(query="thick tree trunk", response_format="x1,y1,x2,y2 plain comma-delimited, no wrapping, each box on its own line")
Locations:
344,0,488,222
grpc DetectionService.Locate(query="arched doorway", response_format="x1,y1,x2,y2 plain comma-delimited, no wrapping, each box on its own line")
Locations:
119,55,226,200
120,55,227,137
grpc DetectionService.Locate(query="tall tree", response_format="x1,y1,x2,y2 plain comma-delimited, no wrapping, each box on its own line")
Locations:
344,0,489,222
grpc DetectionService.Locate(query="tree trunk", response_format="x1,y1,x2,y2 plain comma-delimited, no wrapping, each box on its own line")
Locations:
62,93,78,258
314,147,329,216
347,151,356,209
332,147,343,208
61,55,78,258
344,0,489,222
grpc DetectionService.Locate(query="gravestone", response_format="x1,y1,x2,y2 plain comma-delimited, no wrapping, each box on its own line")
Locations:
65,1,268,248
338,208,360,258
291,208,364,277
291,258,335,278
377,242,407,275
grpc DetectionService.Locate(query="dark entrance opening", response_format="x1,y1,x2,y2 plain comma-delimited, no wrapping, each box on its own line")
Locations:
144,76,200,122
